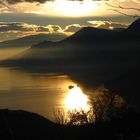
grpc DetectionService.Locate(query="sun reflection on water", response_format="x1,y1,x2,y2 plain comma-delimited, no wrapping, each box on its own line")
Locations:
64,85,91,112
54,85,94,125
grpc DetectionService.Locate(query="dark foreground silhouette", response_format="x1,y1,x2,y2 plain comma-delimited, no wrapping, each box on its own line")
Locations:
0,109,140,140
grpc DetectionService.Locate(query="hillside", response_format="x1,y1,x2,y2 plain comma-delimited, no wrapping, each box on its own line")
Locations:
0,33,67,48
0,109,140,140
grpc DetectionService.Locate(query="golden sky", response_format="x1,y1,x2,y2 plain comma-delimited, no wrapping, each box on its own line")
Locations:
0,0,140,41
0,0,140,17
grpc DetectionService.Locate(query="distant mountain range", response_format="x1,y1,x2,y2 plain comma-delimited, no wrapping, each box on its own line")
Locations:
0,18,140,107
0,33,67,48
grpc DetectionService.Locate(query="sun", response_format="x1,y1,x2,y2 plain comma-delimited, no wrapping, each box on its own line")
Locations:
43,0,99,17
64,85,90,111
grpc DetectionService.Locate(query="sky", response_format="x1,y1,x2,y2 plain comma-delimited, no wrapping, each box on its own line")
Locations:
0,0,140,41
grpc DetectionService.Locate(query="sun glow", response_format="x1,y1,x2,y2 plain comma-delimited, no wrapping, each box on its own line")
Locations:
64,85,90,111
43,0,99,17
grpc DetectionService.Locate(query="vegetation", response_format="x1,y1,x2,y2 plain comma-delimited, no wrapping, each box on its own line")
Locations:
54,88,127,125
92,88,127,122
54,108,94,125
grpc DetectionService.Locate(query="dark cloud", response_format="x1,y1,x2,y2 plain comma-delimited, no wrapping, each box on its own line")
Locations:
0,0,47,5
0,0,109,5
0,22,35,32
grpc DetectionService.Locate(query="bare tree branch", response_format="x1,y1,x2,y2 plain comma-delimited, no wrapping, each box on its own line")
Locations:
106,3,140,11
106,3,140,18
108,9,140,18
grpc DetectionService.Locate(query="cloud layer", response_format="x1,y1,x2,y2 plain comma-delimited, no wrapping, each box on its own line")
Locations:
0,22,63,33
0,21,128,42
88,20,128,29
0,0,109,5
0,0,139,17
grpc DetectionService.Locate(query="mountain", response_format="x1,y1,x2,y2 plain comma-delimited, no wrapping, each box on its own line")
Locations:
123,18,140,39
33,27,117,48
33,19,140,49
127,18,140,32
106,65,140,107
1,19,140,102
0,109,140,140
0,33,67,48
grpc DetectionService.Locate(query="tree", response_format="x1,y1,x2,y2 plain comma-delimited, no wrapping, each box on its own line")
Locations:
92,87,127,122
54,108,94,125
54,88,127,125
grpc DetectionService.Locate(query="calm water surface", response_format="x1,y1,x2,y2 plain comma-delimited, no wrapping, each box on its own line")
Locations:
0,67,77,121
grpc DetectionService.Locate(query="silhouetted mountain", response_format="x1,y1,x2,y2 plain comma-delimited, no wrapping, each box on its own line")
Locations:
0,33,67,48
32,40,55,48
33,19,139,49
127,18,140,32
106,65,140,108
123,18,140,39
59,26,117,45
0,109,59,140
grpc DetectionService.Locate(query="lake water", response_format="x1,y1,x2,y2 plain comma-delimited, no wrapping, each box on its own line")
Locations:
0,67,79,121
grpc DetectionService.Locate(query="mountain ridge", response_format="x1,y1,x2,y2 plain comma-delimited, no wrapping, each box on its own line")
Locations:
0,33,67,48
33,18,140,48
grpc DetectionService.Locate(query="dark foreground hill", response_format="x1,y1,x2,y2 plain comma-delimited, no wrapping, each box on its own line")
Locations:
0,109,140,140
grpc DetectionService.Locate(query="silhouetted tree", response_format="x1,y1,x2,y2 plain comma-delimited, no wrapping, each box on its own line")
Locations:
54,108,67,125
92,88,127,122
54,108,94,125
54,88,127,125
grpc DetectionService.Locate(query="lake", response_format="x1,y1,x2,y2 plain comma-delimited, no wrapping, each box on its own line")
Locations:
0,67,81,121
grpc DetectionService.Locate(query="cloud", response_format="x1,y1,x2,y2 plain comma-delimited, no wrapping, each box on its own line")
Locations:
115,0,140,3
0,22,36,32
0,0,109,5
0,0,47,5
0,21,128,42
0,22,67,41
46,25,62,32
36,26,50,32
88,20,128,29
0,0,139,17
0,22,82,41
0,0,109,13
0,22,63,33
0,22,83,35
64,24,83,33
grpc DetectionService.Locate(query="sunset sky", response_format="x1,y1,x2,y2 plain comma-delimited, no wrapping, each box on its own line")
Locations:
0,0,140,41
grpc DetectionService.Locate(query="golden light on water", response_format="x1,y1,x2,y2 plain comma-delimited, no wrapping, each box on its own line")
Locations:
64,85,91,112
